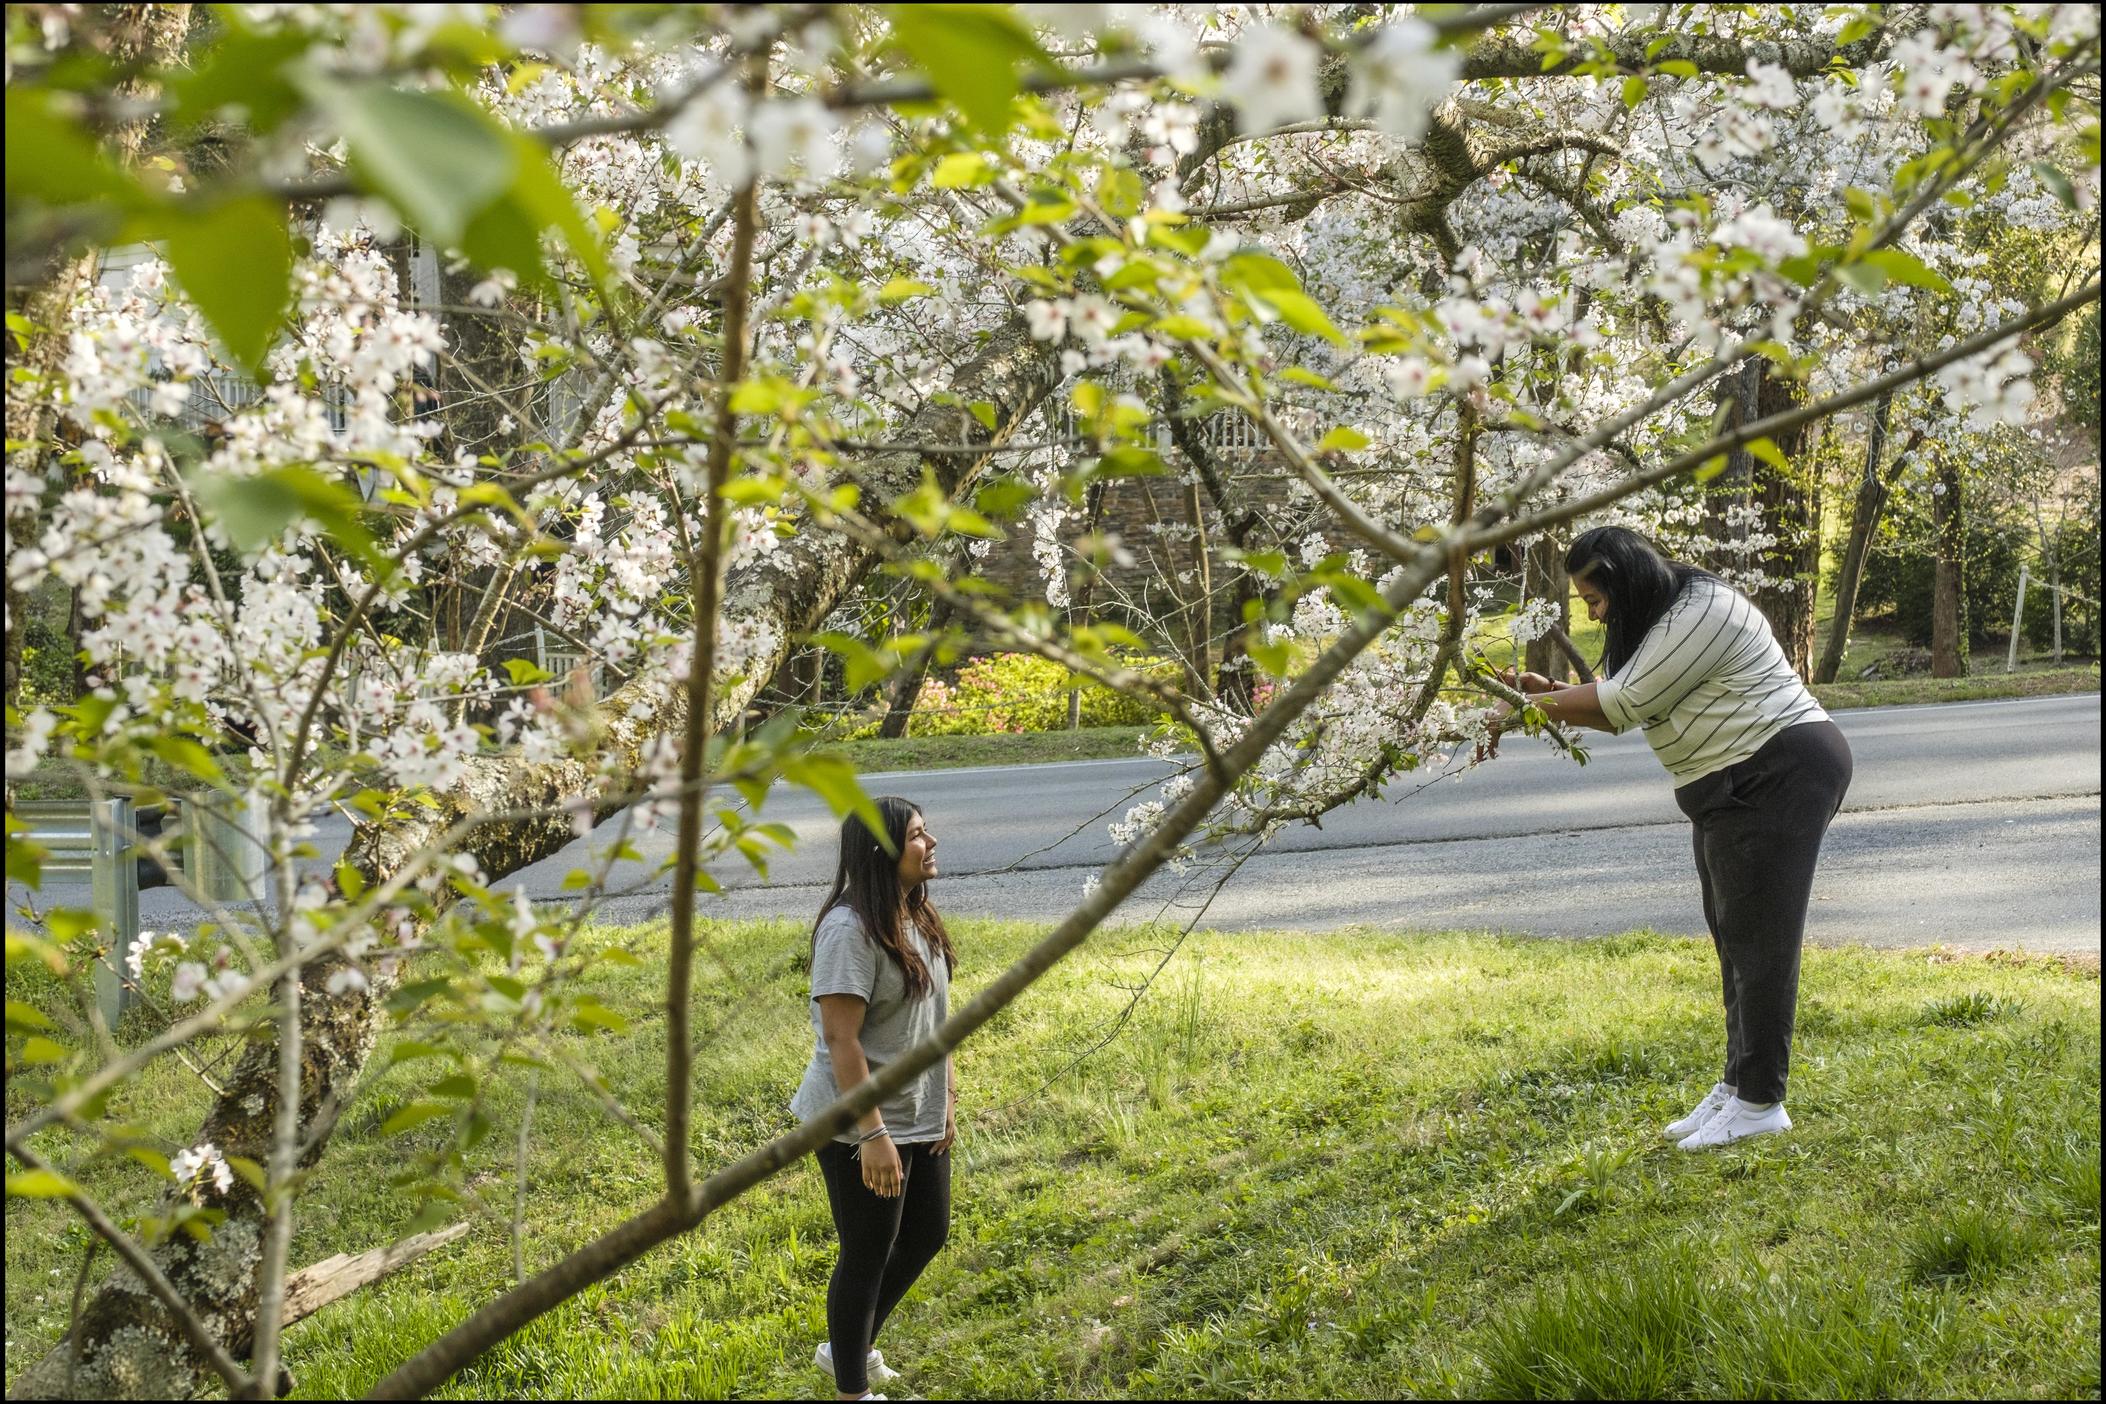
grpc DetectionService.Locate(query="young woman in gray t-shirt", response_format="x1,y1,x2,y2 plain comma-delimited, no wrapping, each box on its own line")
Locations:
790,795,955,1401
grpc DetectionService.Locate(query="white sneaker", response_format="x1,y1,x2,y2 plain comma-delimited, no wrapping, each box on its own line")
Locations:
1664,1082,1736,1140
1677,1096,1791,1150
815,1342,901,1384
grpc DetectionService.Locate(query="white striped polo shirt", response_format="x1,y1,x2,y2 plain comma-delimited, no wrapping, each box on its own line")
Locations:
1593,576,1829,785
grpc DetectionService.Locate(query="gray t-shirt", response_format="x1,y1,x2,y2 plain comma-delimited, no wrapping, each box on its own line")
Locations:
789,905,950,1144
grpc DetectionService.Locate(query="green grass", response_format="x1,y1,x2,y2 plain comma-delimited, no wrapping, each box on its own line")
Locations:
1807,664,2099,710
7,922,2098,1399
833,725,1155,774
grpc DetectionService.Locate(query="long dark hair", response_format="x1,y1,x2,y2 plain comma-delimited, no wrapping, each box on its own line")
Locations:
813,795,954,1000
1564,526,1716,676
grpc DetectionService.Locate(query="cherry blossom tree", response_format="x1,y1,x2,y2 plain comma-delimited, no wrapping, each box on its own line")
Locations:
5,3,2097,1397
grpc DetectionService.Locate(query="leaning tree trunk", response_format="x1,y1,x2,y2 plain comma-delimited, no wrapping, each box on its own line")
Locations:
21,316,1063,1402
1932,455,1969,677
1749,369,1820,678
1815,400,1924,684
1522,532,1572,682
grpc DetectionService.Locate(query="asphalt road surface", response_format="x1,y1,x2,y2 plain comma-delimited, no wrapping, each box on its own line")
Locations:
29,693,2102,954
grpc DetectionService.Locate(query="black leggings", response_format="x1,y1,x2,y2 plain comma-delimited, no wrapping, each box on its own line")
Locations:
814,1139,951,1395
1675,719,1853,1105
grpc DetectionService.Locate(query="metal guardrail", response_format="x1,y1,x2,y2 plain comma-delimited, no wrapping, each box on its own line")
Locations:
12,793,268,1028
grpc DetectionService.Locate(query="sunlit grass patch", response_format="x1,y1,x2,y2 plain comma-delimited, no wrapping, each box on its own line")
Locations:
5,922,2097,1400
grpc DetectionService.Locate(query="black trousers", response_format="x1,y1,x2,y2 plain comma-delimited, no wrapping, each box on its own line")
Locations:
1674,720,1853,1105
814,1139,951,1395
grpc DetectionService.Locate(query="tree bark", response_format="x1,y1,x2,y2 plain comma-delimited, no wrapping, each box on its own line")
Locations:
1700,360,1762,573
1522,533,1572,681
1814,394,1921,684
10,1224,470,1396
877,593,951,739
27,315,1062,1401
1932,454,1968,677
1749,369,1820,678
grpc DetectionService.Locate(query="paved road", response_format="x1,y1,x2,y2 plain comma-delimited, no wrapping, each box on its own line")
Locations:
27,693,2101,953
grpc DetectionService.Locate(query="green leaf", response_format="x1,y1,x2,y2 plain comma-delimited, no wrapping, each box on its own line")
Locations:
1096,167,1146,218
380,1101,455,1136
5,931,68,975
1246,640,1295,679
1694,454,1730,482
1281,367,1338,391
1622,76,1649,109
504,658,555,686
1858,248,1952,294
428,1074,477,1099
386,1041,450,1068
878,277,936,304
1012,191,1076,225
887,5,1050,137
1152,315,1215,340
1254,288,1347,346
931,152,995,189
6,999,55,1032
163,197,292,374
1745,436,1790,472
6,1170,80,1199
1316,426,1371,453
18,1036,67,1066
4,89,149,211
784,753,889,852
386,977,456,1017
145,735,227,786
1092,447,1167,479
126,1146,173,1179
7,833,46,892
1836,261,1888,296
303,77,514,246
1220,251,1303,297
167,23,314,135
570,1001,630,1034
2032,162,2078,211
491,131,609,288
1656,59,1701,80
195,464,382,568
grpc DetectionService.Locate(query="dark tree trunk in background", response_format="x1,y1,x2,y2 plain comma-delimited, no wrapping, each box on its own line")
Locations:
1700,361,1763,573
1932,455,1969,677
878,594,951,739
1749,370,1820,679
1522,533,1572,681
1816,394,1921,684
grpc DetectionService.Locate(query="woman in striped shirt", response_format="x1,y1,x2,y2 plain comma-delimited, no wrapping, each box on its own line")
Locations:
1488,526,1853,1149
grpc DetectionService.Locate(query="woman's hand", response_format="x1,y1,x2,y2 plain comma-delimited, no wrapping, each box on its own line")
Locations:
860,1133,903,1197
1498,667,1557,695
933,1096,957,1156
1477,698,1516,762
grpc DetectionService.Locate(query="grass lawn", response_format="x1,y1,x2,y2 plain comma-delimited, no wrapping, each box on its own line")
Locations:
834,725,1155,774
7,921,2097,1399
